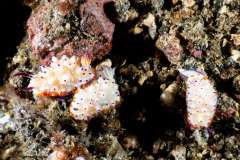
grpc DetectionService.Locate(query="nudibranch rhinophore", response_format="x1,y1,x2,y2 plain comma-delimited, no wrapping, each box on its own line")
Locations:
14,54,95,97
69,66,120,121
179,69,217,136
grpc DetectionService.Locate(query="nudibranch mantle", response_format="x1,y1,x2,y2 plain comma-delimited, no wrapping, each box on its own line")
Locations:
15,54,95,97
69,66,120,121
179,69,217,135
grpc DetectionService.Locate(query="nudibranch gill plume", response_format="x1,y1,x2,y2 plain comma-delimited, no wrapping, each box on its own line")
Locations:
179,69,217,136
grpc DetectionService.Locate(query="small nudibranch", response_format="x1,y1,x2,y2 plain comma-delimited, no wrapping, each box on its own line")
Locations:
69,66,120,121
14,54,95,97
179,69,217,135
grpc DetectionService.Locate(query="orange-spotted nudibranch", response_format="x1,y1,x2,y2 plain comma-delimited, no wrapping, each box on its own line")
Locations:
179,69,217,136
69,66,120,121
14,54,95,98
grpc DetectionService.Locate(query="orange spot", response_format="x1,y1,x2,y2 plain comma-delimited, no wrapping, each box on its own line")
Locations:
187,111,190,114
81,86,85,90
74,116,77,119
209,117,213,121
84,83,88,87
186,95,188,97
102,109,107,114
110,105,114,109
187,106,189,108
52,134,60,137
210,82,213,85
70,104,73,108
191,75,195,77
200,126,204,129
197,74,200,76
43,92,48,96
186,89,188,92
73,100,75,103
115,100,119,104
187,120,191,123
203,77,207,80
186,100,188,103
73,97,76,99
216,103,218,105
37,93,43,97
75,90,79,94
213,109,216,112
187,115,190,117
89,117,93,120
186,83,189,86
212,114,215,117
52,91,58,96
215,92,217,96
70,112,74,117
186,78,188,82
60,92,66,96
191,125,194,128
207,122,211,125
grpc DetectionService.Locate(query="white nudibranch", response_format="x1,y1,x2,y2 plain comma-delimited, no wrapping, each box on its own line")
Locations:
14,54,95,97
179,69,217,136
69,66,120,121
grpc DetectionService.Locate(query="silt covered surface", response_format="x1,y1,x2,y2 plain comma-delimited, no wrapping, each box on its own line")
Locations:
0,0,240,159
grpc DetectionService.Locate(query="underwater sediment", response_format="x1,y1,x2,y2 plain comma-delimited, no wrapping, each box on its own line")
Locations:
0,0,240,159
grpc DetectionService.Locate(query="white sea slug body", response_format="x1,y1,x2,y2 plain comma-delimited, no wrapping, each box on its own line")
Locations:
179,69,217,135
69,66,120,121
15,54,95,97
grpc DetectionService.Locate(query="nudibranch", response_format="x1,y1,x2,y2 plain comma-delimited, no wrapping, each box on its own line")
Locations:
14,54,95,97
179,69,217,135
69,66,120,121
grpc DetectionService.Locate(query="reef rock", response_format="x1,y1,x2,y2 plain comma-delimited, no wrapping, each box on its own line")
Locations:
27,0,117,66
